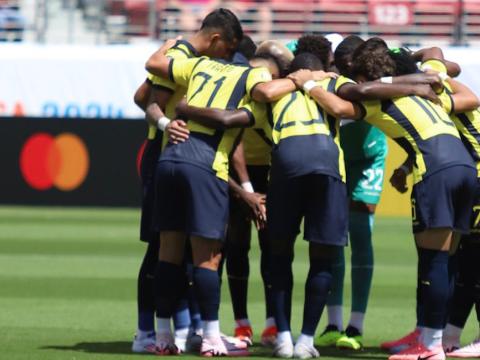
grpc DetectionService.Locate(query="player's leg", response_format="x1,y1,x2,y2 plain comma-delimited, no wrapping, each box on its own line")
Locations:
250,165,277,346
294,174,348,359
225,197,253,344
133,238,159,353
390,166,477,360
338,157,384,350
267,175,303,358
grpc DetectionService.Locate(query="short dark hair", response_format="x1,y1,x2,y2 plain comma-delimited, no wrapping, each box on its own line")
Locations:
334,35,364,77
351,37,396,81
200,8,243,43
390,48,418,76
237,35,257,60
294,34,332,70
289,52,324,74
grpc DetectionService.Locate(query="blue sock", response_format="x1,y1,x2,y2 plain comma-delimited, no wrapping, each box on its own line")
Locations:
416,245,425,328
418,248,449,329
137,241,158,331
186,263,202,330
173,297,191,330
350,211,374,314
327,246,345,307
193,267,220,321
270,254,294,332
446,253,458,326
301,259,333,336
155,261,185,318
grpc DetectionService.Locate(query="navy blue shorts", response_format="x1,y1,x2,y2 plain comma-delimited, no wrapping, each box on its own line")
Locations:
411,165,477,234
267,173,348,246
153,160,229,240
140,136,162,243
461,178,480,242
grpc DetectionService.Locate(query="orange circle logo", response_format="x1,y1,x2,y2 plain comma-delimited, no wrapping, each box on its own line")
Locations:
20,132,90,191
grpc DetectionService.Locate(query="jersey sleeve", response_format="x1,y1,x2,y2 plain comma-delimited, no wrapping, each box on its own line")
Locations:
245,67,273,97
358,100,381,122
420,59,448,74
238,98,259,128
169,57,206,88
334,75,356,93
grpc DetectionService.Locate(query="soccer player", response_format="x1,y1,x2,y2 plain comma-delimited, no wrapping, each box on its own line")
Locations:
295,37,477,360
134,8,250,355
143,23,291,355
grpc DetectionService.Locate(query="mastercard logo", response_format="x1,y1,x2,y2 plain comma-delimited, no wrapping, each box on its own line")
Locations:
20,132,90,191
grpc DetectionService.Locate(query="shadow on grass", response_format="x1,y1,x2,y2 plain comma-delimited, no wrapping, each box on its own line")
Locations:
41,341,134,355
318,346,387,359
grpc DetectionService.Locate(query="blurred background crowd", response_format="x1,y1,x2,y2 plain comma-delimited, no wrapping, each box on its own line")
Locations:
2,0,480,45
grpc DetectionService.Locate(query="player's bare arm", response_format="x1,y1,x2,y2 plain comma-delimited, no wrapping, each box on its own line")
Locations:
447,78,480,113
133,80,151,111
145,38,179,79
413,46,461,77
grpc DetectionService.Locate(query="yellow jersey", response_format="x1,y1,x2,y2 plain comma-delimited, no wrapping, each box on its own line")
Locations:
423,59,480,177
266,77,346,181
241,101,273,166
360,90,474,184
161,56,272,181
146,40,198,140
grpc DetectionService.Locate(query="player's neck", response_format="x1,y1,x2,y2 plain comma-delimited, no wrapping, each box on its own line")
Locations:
188,33,208,55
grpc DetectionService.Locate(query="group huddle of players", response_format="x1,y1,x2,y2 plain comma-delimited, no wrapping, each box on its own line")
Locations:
131,7,480,360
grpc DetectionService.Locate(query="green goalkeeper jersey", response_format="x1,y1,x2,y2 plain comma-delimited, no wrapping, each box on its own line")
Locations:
340,121,387,162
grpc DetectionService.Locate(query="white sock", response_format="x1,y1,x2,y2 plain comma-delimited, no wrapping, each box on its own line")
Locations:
443,323,462,346
156,317,172,335
175,327,189,340
137,329,154,339
235,318,251,328
296,333,314,347
277,331,293,344
422,327,443,349
349,312,365,333
327,305,343,331
265,317,276,328
203,320,220,338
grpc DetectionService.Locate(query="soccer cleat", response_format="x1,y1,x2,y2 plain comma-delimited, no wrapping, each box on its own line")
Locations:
388,343,445,360
273,339,294,358
234,325,253,346
261,325,278,347
446,339,480,358
317,325,343,347
186,332,203,353
293,342,320,359
336,326,363,350
155,332,180,355
380,328,420,354
132,332,156,353
201,335,250,357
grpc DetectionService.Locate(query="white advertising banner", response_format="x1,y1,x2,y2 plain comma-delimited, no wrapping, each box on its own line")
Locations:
1,43,480,119
0,43,158,119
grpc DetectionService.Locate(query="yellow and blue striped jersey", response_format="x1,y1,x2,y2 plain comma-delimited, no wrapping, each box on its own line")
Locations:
146,40,198,140
161,56,272,181
359,91,474,184
239,100,273,166
423,59,480,177
266,77,346,181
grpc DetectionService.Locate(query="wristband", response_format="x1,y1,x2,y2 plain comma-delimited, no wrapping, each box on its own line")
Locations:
380,76,393,84
241,181,254,193
303,80,318,94
157,116,171,131
438,72,449,81
399,165,410,174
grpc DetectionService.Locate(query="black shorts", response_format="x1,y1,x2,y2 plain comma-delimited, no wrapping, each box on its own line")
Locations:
153,160,229,240
267,173,348,246
411,165,477,234
139,136,162,243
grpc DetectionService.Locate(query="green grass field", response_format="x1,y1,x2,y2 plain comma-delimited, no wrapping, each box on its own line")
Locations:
0,206,477,360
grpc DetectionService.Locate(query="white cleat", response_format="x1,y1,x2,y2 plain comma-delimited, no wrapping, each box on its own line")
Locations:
201,335,250,357
447,339,480,358
293,342,320,359
131,332,156,353
156,332,179,355
273,339,294,358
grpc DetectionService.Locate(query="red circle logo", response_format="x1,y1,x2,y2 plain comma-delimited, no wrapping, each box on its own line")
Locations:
20,132,90,191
